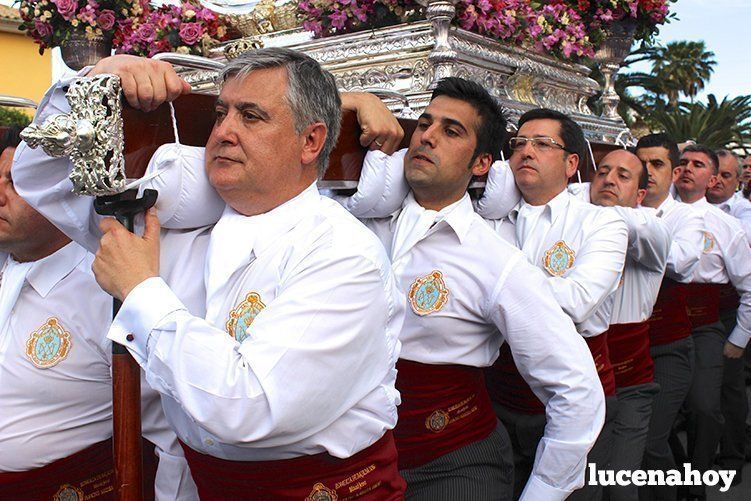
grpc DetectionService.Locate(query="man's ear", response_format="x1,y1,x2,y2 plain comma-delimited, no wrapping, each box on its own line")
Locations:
565,153,580,179
672,166,683,183
707,173,719,190
636,188,647,206
471,153,493,177
300,122,328,168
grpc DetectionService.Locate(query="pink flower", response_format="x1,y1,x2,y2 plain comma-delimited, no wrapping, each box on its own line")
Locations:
97,9,116,31
179,22,203,45
53,0,78,21
328,10,348,30
34,19,53,38
136,23,156,42
78,5,98,25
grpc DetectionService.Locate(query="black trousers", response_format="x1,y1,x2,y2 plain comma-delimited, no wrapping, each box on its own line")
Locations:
640,336,695,501
400,422,514,500
717,308,748,481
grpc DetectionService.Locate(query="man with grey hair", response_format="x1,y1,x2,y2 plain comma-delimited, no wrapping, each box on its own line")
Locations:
12,49,407,499
708,150,751,243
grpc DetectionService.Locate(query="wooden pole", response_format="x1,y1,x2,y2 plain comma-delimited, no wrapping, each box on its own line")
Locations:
95,190,158,501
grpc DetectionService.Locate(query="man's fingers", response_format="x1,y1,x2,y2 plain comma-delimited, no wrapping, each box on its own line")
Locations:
382,125,404,155
165,71,190,102
150,72,168,113
143,208,161,243
119,73,140,110
99,216,123,234
131,71,155,112
359,126,376,148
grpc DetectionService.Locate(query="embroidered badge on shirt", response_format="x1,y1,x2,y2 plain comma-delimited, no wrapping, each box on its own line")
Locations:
54,484,84,501
26,318,72,369
226,292,266,342
305,482,338,501
408,271,449,316
543,240,575,277
703,231,716,254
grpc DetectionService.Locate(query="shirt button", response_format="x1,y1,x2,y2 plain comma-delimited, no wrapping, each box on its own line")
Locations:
126,333,135,342
204,438,214,446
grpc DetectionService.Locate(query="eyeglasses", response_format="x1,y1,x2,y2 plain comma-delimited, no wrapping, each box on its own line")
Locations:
509,136,569,153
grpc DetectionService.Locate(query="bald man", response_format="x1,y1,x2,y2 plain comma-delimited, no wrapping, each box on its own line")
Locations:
584,150,669,501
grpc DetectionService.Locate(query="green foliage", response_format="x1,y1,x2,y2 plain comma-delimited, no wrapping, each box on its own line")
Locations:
0,107,32,127
650,95,751,153
589,39,750,150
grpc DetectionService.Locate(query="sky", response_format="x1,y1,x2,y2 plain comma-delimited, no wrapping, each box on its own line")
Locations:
646,0,751,100
1,0,748,99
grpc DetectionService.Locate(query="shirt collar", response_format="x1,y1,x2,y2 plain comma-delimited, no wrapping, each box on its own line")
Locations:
510,188,571,224
435,194,474,244
399,192,475,245
25,242,87,299
678,194,710,209
240,182,321,257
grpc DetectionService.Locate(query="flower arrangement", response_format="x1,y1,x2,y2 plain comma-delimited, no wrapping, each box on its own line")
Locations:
115,2,230,57
299,0,423,37
582,0,672,42
297,0,674,60
16,0,148,54
458,0,595,59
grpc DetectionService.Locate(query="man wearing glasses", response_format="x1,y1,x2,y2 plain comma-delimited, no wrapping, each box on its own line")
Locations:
478,108,628,500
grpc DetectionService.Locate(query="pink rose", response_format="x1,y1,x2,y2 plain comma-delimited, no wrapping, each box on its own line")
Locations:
53,0,78,21
136,23,156,42
34,20,53,38
179,22,203,45
97,10,116,31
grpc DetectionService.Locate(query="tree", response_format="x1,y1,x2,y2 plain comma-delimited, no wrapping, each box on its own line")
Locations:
649,94,751,152
0,107,32,127
650,41,716,106
588,39,718,121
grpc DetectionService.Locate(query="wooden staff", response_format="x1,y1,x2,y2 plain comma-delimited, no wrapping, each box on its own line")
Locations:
94,190,158,500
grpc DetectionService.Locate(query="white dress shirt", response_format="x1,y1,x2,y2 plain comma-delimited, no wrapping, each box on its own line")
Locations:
566,183,670,323
112,145,605,499
713,195,751,245
485,189,628,337
13,80,404,462
651,194,704,284
334,151,605,500
678,197,751,347
0,243,196,500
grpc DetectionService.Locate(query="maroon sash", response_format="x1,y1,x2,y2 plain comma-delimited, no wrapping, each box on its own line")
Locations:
719,282,740,313
606,321,654,388
180,431,405,500
393,359,497,470
649,279,692,346
684,283,721,328
585,333,616,397
485,344,545,414
486,334,615,415
0,438,157,501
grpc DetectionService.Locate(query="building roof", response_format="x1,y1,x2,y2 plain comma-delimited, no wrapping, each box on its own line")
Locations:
0,4,21,22
0,4,22,34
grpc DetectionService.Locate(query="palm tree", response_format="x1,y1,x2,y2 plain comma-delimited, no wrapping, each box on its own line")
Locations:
650,41,716,107
649,94,751,153
589,40,719,121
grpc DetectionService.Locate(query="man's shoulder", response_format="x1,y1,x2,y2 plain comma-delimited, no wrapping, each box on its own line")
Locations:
569,197,627,229
706,204,744,234
468,211,524,255
303,197,392,266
